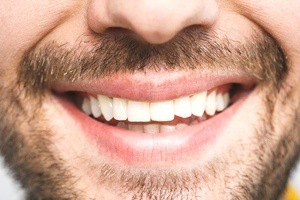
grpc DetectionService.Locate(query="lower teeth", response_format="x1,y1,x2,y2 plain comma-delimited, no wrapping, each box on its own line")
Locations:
115,117,207,134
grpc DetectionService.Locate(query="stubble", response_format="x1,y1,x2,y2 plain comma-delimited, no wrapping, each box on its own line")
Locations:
0,28,299,199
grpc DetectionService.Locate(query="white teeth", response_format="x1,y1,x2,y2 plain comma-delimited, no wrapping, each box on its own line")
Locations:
128,124,144,133
205,91,217,116
82,98,92,115
224,93,230,108
113,98,128,120
127,101,151,122
150,100,175,121
216,92,230,112
97,95,113,121
82,90,231,124
216,93,225,112
190,91,207,117
160,125,176,133
90,97,102,118
144,124,160,134
174,96,192,118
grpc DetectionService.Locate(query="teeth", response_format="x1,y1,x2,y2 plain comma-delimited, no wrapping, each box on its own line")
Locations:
81,90,231,123
150,100,174,121
128,124,144,133
216,93,230,112
160,125,176,133
113,98,128,120
190,91,207,117
205,91,217,116
90,97,102,118
224,93,230,108
116,122,190,134
190,120,198,126
127,101,150,122
144,124,160,134
82,98,92,115
97,95,113,121
174,96,192,118
176,123,188,130
116,122,128,129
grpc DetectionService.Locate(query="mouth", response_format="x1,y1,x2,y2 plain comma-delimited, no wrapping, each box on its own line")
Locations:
80,84,231,133
52,71,255,165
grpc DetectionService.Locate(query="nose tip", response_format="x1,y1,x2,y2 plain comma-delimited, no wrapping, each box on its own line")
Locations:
87,0,219,44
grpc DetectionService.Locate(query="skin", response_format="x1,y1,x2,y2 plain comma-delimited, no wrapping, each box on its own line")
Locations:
0,0,300,199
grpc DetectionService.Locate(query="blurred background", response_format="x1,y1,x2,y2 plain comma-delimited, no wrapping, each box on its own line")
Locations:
0,158,24,200
0,157,300,199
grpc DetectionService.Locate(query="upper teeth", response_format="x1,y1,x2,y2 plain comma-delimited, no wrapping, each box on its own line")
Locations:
81,90,230,122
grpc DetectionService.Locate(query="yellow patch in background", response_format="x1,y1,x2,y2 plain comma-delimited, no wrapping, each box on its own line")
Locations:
286,184,300,200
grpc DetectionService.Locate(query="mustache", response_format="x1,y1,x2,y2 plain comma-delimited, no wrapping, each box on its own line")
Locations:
18,28,287,96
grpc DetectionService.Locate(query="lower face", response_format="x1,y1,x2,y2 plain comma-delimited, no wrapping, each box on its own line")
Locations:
0,2,300,200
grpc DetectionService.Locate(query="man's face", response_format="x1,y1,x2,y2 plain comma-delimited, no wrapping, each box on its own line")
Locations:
0,0,300,199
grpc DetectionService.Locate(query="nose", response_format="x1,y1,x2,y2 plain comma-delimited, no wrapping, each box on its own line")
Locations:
87,0,219,44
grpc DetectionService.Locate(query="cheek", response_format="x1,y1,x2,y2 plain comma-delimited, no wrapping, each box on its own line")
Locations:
0,0,78,69
233,0,300,55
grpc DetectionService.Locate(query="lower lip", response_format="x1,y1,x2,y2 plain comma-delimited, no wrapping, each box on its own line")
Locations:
55,92,248,166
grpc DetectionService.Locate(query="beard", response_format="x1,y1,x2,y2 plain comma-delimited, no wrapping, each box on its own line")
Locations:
0,27,299,200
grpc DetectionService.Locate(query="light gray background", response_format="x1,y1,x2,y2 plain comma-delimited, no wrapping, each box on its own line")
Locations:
0,157,300,199
0,158,24,200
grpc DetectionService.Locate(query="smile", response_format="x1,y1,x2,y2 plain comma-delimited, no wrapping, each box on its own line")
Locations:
53,71,255,164
81,85,230,134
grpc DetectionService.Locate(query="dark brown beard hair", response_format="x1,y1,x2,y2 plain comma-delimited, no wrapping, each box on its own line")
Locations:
0,27,299,199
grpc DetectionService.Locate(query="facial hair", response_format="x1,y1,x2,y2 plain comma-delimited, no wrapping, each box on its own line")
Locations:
0,27,299,199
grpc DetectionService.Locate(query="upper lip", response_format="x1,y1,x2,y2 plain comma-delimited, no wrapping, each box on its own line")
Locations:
52,68,255,101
